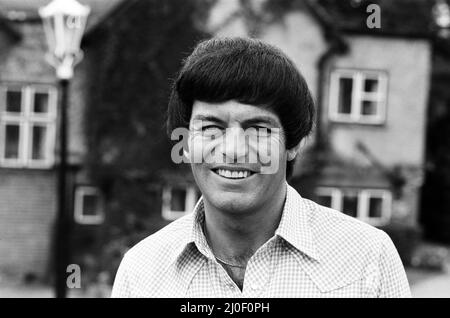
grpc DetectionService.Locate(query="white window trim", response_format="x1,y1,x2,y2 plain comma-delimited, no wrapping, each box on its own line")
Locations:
74,186,105,225
162,186,199,221
329,69,388,124
360,189,392,226
0,84,57,168
316,187,392,226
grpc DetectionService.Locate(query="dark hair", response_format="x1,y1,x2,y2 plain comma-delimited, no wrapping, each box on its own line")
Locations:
167,37,315,178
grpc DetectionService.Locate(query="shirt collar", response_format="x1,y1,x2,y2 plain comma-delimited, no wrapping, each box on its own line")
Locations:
275,183,320,262
171,182,320,265
170,198,214,265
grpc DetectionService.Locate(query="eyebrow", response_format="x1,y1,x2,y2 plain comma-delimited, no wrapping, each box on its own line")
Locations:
242,116,281,128
191,114,281,128
191,115,227,125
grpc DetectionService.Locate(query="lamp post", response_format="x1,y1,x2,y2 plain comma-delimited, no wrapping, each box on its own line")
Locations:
39,0,90,298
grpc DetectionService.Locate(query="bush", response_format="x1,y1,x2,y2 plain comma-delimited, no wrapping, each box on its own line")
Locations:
379,223,422,266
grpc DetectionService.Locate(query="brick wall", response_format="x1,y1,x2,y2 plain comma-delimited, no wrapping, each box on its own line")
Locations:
0,20,89,282
0,169,56,281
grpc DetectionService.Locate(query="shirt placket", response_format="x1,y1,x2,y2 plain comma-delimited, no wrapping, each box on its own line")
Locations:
216,264,243,297
241,240,275,297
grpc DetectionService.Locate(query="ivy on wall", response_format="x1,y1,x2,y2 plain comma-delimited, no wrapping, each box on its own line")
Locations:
84,0,214,222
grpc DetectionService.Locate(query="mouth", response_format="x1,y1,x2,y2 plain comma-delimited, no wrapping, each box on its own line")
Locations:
212,168,256,180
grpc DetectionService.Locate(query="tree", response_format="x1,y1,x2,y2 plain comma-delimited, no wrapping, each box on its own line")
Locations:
84,0,214,232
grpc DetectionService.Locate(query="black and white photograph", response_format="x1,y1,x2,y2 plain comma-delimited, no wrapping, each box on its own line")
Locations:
0,0,450,300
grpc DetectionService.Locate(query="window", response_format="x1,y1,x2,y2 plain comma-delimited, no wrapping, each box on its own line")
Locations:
0,84,57,168
316,187,392,225
329,69,387,124
162,186,201,221
74,186,105,225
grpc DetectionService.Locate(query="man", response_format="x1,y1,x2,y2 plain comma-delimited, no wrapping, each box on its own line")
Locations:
111,37,411,297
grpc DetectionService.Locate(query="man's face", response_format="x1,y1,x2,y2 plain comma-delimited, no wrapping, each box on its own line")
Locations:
186,100,291,214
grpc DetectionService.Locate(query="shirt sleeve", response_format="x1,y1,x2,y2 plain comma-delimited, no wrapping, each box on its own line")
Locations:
377,231,412,298
111,254,132,298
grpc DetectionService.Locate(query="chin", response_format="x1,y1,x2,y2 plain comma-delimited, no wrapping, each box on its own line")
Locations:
207,191,258,214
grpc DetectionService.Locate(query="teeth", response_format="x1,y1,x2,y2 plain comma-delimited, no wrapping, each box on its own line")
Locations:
217,169,252,179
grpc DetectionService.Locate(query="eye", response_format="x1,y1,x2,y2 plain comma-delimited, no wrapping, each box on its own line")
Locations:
253,126,272,137
201,125,223,137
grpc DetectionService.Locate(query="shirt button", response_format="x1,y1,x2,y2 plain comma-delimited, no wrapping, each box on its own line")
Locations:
251,283,259,290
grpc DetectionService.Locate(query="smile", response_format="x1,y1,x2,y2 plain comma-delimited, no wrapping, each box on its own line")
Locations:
213,168,255,179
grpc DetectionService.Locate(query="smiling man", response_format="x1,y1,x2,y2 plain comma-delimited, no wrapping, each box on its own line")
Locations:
111,37,411,298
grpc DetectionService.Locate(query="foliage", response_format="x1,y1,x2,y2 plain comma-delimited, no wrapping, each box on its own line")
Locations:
79,0,216,280
84,0,214,217
380,223,423,266
410,242,450,272
420,49,450,244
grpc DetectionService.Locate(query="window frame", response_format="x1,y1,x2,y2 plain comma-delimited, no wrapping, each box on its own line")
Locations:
329,69,388,124
162,185,200,221
0,83,57,168
74,186,105,225
316,187,392,226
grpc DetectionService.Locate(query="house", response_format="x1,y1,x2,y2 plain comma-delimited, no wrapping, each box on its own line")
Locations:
0,0,120,283
0,0,441,283
79,0,436,270
205,0,432,231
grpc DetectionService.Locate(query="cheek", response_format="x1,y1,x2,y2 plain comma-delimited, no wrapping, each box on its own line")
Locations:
256,135,286,175
188,134,222,164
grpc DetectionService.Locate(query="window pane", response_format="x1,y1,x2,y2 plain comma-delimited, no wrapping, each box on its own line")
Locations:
34,92,50,114
170,188,186,211
6,90,22,113
368,197,383,218
337,77,353,114
82,194,100,216
361,100,378,116
364,78,379,93
31,125,47,160
342,191,358,218
317,195,332,208
4,124,20,159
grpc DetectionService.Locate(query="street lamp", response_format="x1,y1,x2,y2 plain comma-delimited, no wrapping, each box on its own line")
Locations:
39,0,90,298
433,0,450,38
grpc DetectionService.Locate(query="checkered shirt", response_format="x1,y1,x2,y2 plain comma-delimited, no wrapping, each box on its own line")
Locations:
111,184,411,298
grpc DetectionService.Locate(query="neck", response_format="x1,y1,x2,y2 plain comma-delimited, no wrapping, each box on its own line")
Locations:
203,183,287,263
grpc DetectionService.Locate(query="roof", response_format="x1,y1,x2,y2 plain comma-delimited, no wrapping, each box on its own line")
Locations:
82,0,347,50
83,0,439,44
0,0,441,39
318,0,436,38
0,0,122,32
82,0,138,42
0,12,21,41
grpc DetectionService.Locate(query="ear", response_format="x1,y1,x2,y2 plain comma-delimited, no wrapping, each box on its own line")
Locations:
286,142,301,161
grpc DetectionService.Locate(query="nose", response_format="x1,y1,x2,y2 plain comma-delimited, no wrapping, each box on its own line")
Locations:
219,127,248,163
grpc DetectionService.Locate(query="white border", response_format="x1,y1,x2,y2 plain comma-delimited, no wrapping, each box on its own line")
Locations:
74,186,105,225
316,187,392,226
0,84,57,168
162,186,199,221
329,69,388,124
